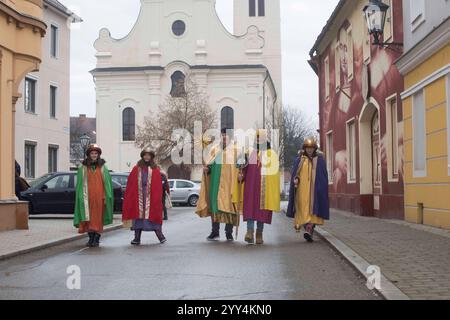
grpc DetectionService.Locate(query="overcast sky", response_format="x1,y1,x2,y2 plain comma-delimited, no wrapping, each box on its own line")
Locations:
65,0,339,126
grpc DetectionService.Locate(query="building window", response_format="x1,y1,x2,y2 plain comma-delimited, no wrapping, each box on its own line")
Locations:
346,27,354,80
51,25,58,58
172,20,186,37
25,142,36,179
335,42,341,91
221,106,234,130
347,120,356,182
50,85,57,118
412,90,426,177
326,131,333,183
410,0,425,31
387,96,399,180
258,0,265,17
24,77,36,113
383,0,393,41
363,27,371,63
324,56,330,99
170,71,186,97
48,145,58,173
122,107,136,141
249,0,256,17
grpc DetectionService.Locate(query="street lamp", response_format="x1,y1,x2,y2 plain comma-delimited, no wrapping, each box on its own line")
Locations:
80,134,90,159
363,0,403,47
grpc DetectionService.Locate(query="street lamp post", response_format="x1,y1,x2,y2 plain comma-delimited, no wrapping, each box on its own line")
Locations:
363,0,403,48
80,134,91,161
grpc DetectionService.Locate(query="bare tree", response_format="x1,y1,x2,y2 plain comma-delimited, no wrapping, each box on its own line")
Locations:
280,106,317,171
135,74,217,171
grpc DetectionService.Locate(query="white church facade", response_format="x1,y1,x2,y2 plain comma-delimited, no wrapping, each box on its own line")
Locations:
92,0,282,179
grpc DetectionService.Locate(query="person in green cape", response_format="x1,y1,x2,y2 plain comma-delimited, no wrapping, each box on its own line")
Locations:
74,144,114,248
196,128,242,242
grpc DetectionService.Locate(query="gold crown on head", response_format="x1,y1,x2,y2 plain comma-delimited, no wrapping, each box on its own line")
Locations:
302,137,318,149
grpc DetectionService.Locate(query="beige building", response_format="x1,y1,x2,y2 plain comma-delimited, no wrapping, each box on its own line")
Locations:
15,0,81,180
0,0,46,231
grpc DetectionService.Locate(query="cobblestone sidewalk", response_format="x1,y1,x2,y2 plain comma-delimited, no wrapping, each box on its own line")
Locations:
321,209,450,300
0,216,123,260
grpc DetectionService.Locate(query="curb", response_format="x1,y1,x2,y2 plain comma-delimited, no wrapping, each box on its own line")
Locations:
0,223,124,262
315,226,410,300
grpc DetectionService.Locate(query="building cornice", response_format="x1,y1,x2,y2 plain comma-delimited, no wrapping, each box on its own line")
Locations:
43,0,82,22
0,1,47,36
309,0,346,58
395,17,450,75
91,64,268,74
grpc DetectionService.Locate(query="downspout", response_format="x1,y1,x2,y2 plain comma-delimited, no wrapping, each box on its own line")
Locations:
263,71,269,129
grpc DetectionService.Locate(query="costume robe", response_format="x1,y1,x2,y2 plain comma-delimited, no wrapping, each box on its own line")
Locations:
196,144,242,227
286,151,330,225
122,165,164,228
74,164,114,233
241,148,281,224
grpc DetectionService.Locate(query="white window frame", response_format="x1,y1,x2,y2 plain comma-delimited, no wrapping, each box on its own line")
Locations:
324,56,330,100
412,90,427,178
24,75,38,114
335,41,340,92
346,118,357,183
383,0,393,42
50,23,60,59
346,26,354,81
48,144,59,173
49,82,58,119
24,140,37,179
386,94,399,182
326,131,334,184
363,26,371,64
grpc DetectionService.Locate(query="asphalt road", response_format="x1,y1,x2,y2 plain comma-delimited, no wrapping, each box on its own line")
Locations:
0,207,380,300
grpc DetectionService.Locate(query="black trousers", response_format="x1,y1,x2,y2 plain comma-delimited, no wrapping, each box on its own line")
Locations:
212,221,233,234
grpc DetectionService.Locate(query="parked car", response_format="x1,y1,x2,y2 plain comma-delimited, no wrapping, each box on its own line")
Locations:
111,172,130,194
168,179,200,207
20,172,123,215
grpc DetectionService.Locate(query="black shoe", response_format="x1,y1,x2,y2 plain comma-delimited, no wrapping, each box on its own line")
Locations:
304,224,314,243
86,232,95,247
131,230,142,246
92,233,101,247
226,232,234,242
155,230,167,244
207,232,220,241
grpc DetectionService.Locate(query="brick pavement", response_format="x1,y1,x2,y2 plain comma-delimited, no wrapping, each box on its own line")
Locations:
320,209,450,300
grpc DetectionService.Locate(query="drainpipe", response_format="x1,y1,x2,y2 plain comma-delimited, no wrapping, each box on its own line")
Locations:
263,71,270,129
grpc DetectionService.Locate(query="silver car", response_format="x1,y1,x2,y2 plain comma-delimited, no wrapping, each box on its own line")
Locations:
169,179,200,207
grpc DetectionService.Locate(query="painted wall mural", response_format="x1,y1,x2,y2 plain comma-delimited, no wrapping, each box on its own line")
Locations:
315,0,404,219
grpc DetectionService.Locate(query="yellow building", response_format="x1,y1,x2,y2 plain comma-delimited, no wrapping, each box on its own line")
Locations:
0,0,46,231
397,10,450,229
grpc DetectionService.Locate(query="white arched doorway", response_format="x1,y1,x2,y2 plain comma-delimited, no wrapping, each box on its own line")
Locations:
359,98,382,214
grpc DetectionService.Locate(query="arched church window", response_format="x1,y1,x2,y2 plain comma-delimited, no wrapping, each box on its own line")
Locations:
172,20,186,37
258,0,265,17
221,106,234,130
122,107,135,141
170,71,186,97
249,0,256,17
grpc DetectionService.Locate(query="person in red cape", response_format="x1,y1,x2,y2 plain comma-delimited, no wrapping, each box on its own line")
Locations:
122,148,166,245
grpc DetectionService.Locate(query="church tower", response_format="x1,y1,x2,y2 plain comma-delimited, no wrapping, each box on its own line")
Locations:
233,0,282,99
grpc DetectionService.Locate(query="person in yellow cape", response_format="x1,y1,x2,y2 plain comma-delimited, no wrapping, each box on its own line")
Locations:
196,128,242,242
238,129,280,245
286,137,330,242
